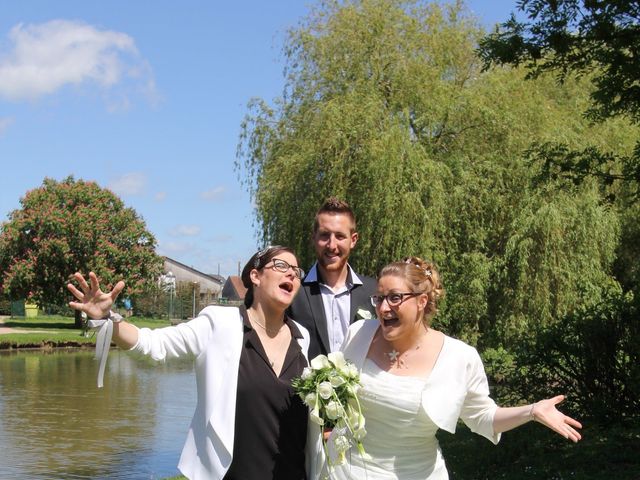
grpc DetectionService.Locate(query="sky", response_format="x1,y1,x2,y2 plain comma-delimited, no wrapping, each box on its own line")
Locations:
0,0,518,278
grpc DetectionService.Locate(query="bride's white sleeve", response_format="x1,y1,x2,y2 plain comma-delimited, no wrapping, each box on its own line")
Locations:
459,348,501,445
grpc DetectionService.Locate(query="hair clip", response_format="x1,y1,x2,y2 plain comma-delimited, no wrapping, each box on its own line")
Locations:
253,246,271,268
425,268,432,277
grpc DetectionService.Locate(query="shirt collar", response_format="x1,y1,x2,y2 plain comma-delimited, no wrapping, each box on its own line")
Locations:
304,262,363,286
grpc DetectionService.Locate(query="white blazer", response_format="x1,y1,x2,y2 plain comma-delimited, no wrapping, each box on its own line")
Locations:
131,305,311,480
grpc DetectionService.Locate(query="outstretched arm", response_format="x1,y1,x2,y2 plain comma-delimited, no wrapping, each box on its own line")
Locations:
67,271,138,349
493,395,582,442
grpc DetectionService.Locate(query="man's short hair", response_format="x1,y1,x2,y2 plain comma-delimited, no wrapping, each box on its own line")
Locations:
313,197,356,233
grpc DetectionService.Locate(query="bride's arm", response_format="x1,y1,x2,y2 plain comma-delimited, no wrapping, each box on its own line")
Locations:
493,395,582,442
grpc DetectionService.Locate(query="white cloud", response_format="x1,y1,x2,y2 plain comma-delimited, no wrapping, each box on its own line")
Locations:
154,191,167,202
0,117,14,135
211,234,233,243
200,186,226,201
201,258,241,277
108,172,146,196
170,225,201,237
105,92,131,113
157,241,193,256
0,20,157,104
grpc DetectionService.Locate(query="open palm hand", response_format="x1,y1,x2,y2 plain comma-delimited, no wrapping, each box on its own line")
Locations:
533,395,582,443
67,271,125,320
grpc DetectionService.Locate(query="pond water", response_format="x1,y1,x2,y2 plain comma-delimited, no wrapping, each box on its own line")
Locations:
0,349,196,479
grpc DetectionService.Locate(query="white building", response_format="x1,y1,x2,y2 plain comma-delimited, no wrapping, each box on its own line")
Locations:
161,257,225,309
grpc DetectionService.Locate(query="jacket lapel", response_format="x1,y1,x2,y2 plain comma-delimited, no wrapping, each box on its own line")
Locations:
349,283,362,323
207,310,244,459
349,283,374,323
306,282,330,354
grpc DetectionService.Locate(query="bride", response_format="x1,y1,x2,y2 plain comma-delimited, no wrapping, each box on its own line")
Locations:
328,257,582,479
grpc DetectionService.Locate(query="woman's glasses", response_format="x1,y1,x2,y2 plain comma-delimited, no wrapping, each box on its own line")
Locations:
265,258,305,279
370,292,418,307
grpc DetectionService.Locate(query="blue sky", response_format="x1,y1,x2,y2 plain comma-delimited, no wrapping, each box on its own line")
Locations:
0,1,517,278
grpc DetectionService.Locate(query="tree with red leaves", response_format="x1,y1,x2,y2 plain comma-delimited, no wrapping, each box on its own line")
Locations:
0,176,163,326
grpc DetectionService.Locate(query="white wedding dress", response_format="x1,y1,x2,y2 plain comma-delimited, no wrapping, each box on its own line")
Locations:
331,358,449,480
312,321,500,480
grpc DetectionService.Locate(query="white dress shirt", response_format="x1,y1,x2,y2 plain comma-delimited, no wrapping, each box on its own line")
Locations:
305,263,363,352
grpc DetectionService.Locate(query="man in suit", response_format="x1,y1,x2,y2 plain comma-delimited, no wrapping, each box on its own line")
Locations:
289,197,376,358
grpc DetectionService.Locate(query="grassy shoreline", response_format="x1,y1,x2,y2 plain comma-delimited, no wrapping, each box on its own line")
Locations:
160,420,639,479
0,315,171,350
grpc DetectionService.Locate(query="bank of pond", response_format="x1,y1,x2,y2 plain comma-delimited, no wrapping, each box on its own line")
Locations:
0,315,170,350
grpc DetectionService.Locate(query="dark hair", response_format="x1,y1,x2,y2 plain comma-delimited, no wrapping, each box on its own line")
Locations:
241,245,297,308
378,256,444,326
312,197,356,233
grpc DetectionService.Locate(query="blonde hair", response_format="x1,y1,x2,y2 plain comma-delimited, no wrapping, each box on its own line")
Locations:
378,256,444,325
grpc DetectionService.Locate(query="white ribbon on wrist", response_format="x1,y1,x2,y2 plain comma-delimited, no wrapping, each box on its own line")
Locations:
87,310,123,388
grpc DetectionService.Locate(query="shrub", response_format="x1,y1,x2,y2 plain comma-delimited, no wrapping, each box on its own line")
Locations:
516,284,639,419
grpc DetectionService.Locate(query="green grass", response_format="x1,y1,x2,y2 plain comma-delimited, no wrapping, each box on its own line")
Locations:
439,416,640,479
159,418,638,480
3,314,80,329
0,315,171,349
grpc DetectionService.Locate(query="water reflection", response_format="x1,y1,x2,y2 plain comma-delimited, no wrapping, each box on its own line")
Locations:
0,349,196,479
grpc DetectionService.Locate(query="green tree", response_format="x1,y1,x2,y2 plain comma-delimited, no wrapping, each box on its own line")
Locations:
0,176,163,326
479,0,640,297
489,186,620,344
479,0,640,196
237,0,632,347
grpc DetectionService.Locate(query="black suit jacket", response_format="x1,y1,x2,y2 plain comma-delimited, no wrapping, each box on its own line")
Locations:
288,265,377,359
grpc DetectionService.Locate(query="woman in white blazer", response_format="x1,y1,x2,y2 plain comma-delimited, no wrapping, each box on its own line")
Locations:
68,246,315,480
327,256,582,480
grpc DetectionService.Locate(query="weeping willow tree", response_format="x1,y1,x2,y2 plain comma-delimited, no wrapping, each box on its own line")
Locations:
236,0,635,347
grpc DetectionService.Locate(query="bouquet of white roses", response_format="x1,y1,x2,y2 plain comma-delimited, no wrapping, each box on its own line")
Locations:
292,351,367,466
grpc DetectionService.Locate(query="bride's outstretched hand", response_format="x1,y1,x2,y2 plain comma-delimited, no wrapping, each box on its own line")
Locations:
532,395,582,443
67,271,125,320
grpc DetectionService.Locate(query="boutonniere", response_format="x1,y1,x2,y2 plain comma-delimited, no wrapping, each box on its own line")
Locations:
356,308,372,320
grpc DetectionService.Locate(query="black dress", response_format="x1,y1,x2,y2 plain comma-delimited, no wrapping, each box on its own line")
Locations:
223,307,309,480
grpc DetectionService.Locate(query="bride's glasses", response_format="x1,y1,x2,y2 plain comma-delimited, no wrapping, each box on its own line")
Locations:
370,292,418,307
